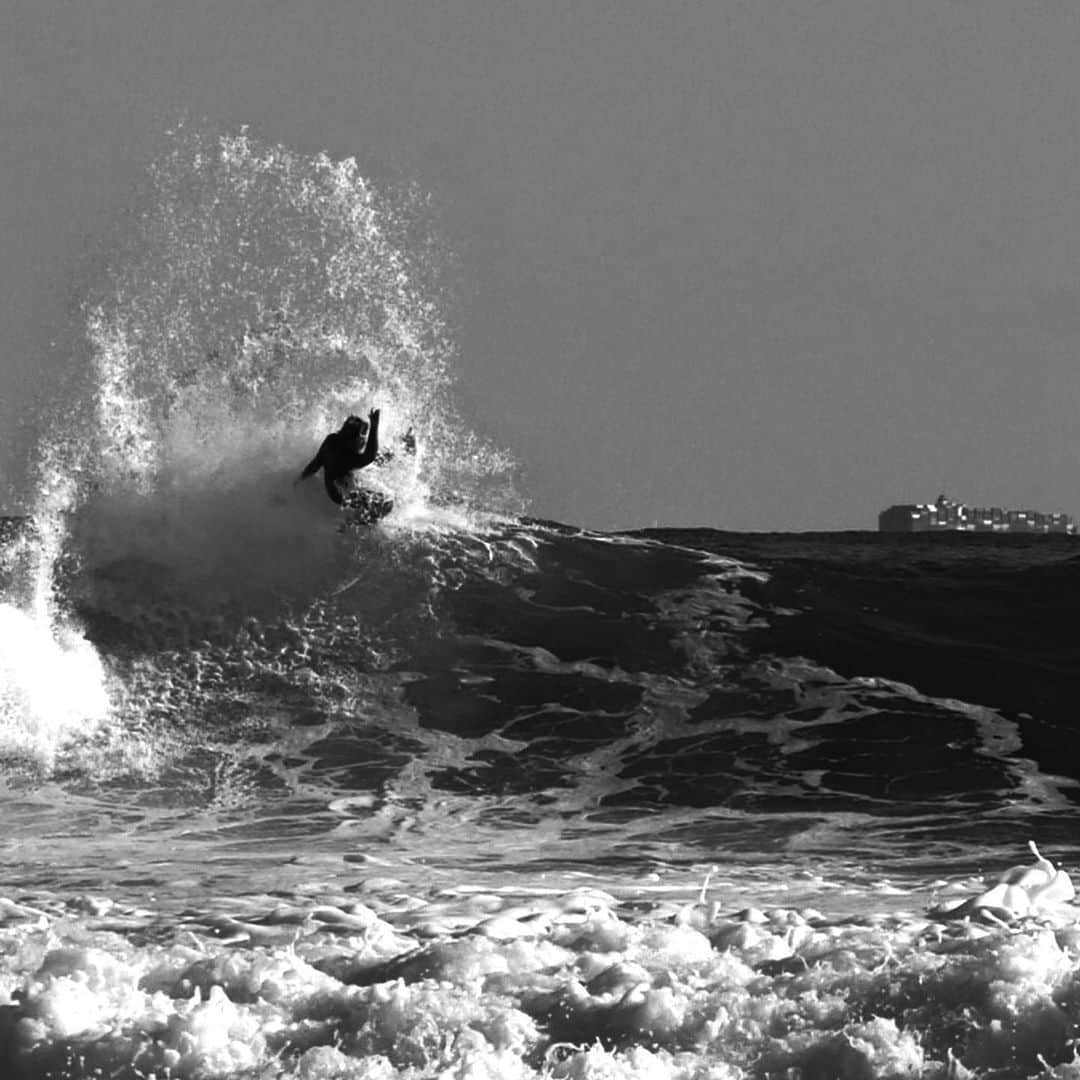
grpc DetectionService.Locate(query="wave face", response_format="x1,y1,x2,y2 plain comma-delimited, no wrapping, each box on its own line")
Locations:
3,131,1080,1079
11,520,1074,883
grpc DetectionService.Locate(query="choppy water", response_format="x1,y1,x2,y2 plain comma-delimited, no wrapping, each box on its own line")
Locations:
2,128,1080,1079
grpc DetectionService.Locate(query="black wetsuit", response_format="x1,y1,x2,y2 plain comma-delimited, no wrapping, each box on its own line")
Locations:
299,413,381,505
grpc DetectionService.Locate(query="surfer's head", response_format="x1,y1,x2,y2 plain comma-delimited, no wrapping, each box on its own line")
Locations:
341,414,369,444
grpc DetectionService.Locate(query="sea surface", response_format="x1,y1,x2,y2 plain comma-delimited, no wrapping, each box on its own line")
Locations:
3,129,1080,1079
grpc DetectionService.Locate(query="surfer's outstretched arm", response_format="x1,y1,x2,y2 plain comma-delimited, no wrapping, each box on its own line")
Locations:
354,408,381,469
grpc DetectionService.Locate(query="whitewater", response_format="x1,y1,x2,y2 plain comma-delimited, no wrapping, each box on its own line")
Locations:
3,129,1080,1080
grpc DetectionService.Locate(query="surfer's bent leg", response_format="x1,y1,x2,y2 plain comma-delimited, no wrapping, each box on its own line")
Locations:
324,472,345,505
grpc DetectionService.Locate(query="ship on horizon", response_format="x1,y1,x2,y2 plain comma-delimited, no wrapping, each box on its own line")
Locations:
879,494,1075,534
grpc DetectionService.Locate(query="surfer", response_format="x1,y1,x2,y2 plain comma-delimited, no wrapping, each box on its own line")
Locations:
298,410,383,505
297,412,416,511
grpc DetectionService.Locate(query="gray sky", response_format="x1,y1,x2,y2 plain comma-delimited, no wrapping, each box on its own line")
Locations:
2,0,1079,530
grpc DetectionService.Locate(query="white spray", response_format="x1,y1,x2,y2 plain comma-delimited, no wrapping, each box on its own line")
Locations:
0,449,111,770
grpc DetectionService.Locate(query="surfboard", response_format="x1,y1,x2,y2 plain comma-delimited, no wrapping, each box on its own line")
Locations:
342,488,394,525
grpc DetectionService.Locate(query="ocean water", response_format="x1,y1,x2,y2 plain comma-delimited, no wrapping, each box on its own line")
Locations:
3,131,1080,1079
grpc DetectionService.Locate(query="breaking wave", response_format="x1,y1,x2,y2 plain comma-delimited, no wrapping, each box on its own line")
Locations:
1,125,523,771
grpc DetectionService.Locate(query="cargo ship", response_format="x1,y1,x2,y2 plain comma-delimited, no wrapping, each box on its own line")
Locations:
878,494,1076,534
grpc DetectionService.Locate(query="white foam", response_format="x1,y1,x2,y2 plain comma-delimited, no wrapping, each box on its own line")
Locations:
0,436,114,770
0,603,110,768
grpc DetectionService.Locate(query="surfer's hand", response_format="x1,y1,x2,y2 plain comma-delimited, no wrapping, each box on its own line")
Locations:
369,408,380,425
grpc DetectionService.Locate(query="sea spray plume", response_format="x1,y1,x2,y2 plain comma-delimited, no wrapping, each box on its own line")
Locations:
78,125,522,523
